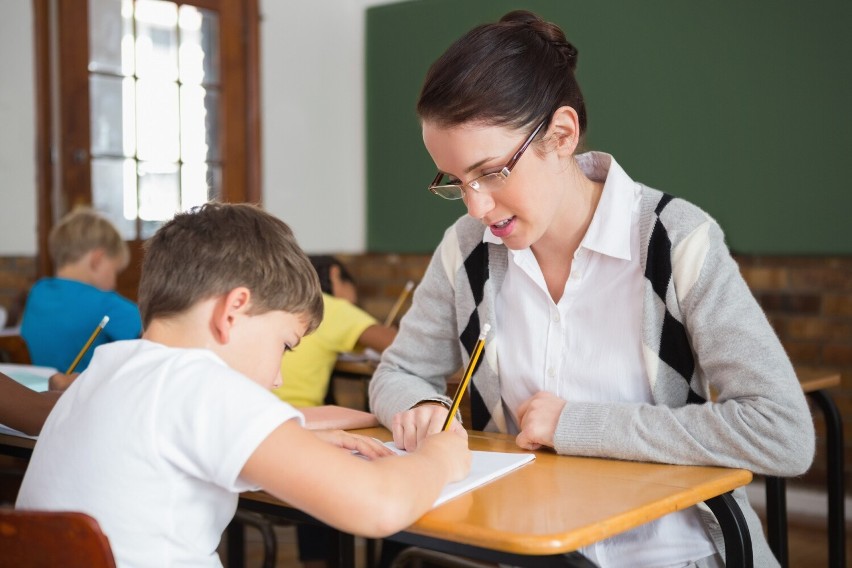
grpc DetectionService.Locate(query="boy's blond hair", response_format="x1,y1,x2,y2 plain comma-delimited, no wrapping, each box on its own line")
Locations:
138,202,324,331
49,208,129,269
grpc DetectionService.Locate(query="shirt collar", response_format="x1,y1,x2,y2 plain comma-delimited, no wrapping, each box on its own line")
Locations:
483,151,635,261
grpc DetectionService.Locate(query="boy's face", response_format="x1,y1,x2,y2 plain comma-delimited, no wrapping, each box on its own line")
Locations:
224,309,309,390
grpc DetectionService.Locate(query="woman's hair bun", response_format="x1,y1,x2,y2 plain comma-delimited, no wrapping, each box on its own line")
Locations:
499,10,578,71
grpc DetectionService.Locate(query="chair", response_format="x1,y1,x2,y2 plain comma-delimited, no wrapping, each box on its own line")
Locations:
0,334,32,364
0,508,116,568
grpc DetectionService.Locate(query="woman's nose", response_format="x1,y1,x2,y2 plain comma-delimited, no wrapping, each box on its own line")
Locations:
464,189,495,220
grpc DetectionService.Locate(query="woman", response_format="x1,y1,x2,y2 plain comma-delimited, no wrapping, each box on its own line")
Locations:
368,10,814,568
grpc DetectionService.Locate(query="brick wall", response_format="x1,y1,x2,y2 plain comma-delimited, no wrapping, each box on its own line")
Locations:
0,256,36,327
1,252,849,493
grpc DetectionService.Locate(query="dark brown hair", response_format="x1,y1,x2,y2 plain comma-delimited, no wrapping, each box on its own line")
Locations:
138,202,323,331
417,10,587,136
309,255,354,295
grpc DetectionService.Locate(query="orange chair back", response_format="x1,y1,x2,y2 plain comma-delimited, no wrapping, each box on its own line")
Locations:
0,509,116,568
0,334,32,365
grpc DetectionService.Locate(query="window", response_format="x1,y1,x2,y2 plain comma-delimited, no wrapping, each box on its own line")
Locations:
34,0,260,298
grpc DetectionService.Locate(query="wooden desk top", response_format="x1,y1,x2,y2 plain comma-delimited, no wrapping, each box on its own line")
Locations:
243,428,752,556
794,366,842,393
332,359,378,378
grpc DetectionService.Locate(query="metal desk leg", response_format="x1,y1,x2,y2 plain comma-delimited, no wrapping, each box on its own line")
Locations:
226,520,245,568
328,528,356,568
807,390,846,568
765,476,788,567
706,492,753,568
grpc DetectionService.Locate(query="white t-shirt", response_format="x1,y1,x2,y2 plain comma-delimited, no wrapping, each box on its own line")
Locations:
17,339,302,568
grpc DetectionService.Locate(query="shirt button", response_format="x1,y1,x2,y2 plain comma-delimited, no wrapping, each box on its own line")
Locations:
547,367,556,378
552,312,560,323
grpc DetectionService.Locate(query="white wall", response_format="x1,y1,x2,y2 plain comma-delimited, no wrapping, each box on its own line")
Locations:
0,1,37,256
0,0,401,257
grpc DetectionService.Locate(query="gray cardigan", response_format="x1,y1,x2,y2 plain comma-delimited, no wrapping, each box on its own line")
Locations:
370,174,814,567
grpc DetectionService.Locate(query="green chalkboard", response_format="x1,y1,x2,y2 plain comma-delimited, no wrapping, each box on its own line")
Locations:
366,0,852,254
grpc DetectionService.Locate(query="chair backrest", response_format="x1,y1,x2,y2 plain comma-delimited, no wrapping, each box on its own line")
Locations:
0,509,116,568
0,334,32,364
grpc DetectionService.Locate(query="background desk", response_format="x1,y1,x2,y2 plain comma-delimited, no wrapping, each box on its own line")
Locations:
238,428,754,568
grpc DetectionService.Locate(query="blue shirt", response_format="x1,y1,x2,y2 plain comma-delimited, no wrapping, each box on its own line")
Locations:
21,278,142,372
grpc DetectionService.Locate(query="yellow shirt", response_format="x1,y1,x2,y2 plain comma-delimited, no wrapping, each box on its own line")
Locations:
274,293,377,407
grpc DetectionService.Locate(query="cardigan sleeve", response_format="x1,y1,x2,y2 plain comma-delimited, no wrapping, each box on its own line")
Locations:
368,228,464,428
553,217,815,477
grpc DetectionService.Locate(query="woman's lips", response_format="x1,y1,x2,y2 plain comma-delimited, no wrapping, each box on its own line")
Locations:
489,216,516,238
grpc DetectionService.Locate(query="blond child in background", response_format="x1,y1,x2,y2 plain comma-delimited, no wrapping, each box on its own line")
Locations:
16,203,469,568
21,207,142,371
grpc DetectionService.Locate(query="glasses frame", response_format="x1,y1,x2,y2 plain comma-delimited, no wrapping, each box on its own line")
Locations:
428,119,547,200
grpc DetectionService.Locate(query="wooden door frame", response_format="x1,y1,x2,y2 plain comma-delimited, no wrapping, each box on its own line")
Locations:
32,0,261,300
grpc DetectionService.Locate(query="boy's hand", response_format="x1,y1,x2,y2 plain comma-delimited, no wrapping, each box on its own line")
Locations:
391,402,465,452
312,429,395,459
415,429,471,483
48,372,79,392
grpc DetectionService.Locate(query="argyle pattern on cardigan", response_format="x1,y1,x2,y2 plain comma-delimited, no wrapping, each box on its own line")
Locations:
460,240,491,431
645,193,706,404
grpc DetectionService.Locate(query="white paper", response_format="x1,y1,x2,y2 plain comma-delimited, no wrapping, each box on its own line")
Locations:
386,442,535,508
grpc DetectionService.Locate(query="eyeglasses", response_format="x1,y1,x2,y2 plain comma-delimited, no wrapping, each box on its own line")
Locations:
428,120,546,200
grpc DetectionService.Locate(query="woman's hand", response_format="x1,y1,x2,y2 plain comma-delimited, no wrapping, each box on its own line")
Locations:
391,402,465,452
312,429,395,459
515,391,567,450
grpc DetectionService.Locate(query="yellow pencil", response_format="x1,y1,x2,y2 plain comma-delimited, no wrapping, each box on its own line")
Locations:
65,315,110,374
442,323,490,431
384,280,415,327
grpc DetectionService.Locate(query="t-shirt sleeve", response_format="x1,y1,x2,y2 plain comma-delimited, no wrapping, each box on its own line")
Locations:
155,358,304,492
322,295,379,353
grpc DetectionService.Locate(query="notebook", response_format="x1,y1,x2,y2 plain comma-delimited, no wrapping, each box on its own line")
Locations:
386,442,536,508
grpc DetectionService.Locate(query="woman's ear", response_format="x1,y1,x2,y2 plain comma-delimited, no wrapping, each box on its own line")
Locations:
210,287,252,344
547,105,581,157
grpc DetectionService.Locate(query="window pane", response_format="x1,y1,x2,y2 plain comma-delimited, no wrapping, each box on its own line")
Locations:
179,6,220,86
89,0,134,75
135,0,178,81
90,75,136,157
136,79,179,162
181,86,220,162
91,158,137,240
181,163,221,210
138,161,180,238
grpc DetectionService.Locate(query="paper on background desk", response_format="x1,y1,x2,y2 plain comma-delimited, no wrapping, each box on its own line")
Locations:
0,363,58,392
0,363,59,439
337,348,382,363
386,442,535,508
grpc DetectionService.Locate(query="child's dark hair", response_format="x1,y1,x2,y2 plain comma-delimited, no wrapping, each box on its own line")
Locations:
138,202,323,330
309,255,354,295
417,10,586,138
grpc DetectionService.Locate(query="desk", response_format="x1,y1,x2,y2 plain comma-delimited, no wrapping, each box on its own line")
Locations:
237,428,754,568
765,367,845,568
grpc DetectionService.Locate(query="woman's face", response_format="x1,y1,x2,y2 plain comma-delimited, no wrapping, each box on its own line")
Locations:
422,121,567,250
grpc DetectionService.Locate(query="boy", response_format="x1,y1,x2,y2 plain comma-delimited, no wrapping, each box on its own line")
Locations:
16,203,469,568
275,255,397,408
21,207,142,371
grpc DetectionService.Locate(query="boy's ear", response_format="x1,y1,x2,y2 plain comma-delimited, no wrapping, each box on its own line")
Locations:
88,248,106,269
211,287,252,344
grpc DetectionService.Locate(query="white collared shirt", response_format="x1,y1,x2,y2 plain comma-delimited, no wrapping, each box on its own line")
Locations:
486,152,717,568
